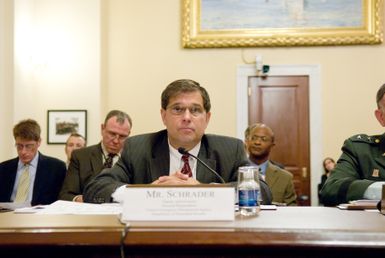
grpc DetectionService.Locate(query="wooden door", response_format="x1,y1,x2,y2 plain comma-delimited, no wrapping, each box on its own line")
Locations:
248,76,310,205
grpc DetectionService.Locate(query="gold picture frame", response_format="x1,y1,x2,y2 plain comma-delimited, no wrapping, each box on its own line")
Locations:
182,0,383,48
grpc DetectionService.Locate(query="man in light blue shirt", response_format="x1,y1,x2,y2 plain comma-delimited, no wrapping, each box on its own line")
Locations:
0,119,66,205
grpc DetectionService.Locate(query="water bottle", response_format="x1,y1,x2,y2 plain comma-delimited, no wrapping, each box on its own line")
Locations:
238,166,260,216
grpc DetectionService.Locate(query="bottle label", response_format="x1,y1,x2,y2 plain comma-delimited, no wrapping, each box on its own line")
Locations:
238,189,259,207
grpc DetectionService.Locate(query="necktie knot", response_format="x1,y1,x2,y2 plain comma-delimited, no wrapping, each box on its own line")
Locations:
103,153,116,168
182,154,189,163
181,154,192,177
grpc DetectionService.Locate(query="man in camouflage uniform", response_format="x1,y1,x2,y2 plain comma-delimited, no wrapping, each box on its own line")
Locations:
321,84,385,206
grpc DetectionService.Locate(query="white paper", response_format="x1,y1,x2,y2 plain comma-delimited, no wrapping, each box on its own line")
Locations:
0,202,30,211
14,200,122,215
260,205,277,210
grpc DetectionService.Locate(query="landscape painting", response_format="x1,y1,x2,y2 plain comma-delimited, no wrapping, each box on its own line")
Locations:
182,0,383,47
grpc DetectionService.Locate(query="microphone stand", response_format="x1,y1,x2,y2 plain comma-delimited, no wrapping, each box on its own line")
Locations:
178,147,226,184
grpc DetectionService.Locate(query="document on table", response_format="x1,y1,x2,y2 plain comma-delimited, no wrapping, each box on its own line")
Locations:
337,199,379,210
14,200,122,215
234,204,277,212
0,202,30,212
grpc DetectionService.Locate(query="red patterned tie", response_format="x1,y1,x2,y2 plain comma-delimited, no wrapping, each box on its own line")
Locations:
181,154,192,177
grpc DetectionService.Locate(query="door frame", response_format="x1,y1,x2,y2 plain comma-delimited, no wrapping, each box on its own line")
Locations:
236,64,322,206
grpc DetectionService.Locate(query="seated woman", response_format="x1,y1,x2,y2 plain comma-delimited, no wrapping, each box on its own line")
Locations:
318,157,336,204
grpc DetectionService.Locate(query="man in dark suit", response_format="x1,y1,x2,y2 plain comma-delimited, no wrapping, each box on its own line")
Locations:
59,110,132,202
244,123,297,206
0,119,66,206
84,79,272,204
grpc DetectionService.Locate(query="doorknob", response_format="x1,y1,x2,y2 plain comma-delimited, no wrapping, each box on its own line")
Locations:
302,167,307,178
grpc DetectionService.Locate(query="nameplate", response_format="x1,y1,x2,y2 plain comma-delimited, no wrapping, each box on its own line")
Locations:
121,185,234,221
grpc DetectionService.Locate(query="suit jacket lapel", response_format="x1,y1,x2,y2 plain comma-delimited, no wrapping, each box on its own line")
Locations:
32,152,44,203
90,143,104,175
265,162,279,188
149,132,170,182
196,140,217,183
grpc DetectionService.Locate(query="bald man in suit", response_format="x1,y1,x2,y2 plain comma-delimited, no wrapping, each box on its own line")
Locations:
245,123,297,206
59,110,132,202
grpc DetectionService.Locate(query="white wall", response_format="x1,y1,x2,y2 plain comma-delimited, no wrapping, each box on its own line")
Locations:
0,0,14,160
11,0,102,162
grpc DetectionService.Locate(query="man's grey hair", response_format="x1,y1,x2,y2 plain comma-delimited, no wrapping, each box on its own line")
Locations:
104,110,132,127
244,123,275,142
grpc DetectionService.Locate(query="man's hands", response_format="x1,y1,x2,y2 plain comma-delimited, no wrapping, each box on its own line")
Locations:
73,195,83,202
152,171,200,185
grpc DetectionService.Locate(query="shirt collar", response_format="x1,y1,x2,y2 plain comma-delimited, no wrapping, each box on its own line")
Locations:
168,141,201,159
18,152,39,169
101,142,121,158
258,160,269,175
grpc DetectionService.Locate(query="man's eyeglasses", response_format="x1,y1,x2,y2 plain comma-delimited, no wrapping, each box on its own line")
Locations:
15,143,36,151
248,135,272,143
106,131,128,141
167,105,205,117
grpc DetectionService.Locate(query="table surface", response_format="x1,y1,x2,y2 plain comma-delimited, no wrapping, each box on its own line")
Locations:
1,207,385,249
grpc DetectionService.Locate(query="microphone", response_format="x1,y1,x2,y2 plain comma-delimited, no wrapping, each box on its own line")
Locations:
178,147,225,184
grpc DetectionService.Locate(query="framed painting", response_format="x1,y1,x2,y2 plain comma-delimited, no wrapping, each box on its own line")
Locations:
47,110,87,144
182,0,383,48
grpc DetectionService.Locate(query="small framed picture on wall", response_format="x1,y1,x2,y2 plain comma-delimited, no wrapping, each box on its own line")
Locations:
47,110,87,144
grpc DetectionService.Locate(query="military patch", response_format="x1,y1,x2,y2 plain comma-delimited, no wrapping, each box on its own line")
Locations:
372,169,380,177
